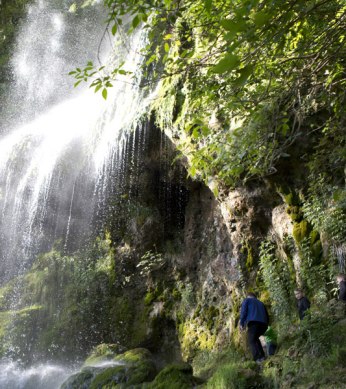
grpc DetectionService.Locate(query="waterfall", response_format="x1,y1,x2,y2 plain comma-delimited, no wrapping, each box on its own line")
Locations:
0,0,154,384
0,0,148,284
0,360,73,389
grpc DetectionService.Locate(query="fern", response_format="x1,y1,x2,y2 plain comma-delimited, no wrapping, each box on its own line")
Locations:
302,175,346,244
259,240,292,324
299,238,328,304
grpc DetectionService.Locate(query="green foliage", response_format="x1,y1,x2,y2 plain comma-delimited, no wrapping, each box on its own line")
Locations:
294,302,344,358
83,343,119,366
0,237,145,362
302,175,346,245
292,220,310,244
69,61,132,99
136,250,166,277
146,0,346,189
144,363,198,389
299,237,328,303
0,0,32,114
259,240,293,325
71,0,346,194
206,363,259,389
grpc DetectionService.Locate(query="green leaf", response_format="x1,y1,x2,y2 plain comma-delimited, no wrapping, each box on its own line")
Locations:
212,53,240,74
201,126,210,136
132,15,140,29
204,0,212,13
146,54,157,66
164,42,170,53
224,31,237,41
74,80,82,88
212,186,219,197
192,128,200,139
94,84,102,93
140,13,148,22
189,165,197,177
220,19,247,33
233,65,254,87
111,23,117,35
102,88,108,100
252,11,270,27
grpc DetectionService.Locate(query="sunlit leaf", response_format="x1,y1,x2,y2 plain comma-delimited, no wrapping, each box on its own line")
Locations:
212,53,240,74
93,84,101,93
220,19,247,33
204,0,212,13
102,88,108,100
233,65,254,87
252,11,270,27
74,80,82,87
132,15,140,29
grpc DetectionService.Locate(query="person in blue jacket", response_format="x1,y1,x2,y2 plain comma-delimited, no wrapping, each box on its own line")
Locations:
239,292,269,363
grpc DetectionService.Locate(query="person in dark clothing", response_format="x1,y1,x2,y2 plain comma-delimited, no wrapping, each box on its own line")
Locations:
294,289,311,320
240,292,269,362
336,274,346,301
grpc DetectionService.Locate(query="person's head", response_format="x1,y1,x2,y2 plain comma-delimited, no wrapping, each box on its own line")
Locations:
336,274,346,283
247,292,257,299
294,289,304,299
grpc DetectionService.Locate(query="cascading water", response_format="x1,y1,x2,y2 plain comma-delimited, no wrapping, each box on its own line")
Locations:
0,0,148,283
0,0,151,386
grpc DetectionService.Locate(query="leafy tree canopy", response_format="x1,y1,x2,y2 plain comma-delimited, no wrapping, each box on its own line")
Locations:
71,0,346,192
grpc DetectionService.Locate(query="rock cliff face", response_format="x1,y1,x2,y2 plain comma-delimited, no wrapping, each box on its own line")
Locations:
1,2,345,388
0,117,290,365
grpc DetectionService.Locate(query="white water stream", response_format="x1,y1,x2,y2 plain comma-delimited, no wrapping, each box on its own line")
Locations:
0,0,149,386
0,0,148,282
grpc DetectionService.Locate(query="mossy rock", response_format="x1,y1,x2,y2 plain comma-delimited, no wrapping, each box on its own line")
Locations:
89,364,130,389
60,370,94,389
84,343,121,366
91,348,156,388
113,348,153,365
292,220,310,243
144,291,156,306
287,205,303,222
63,348,156,389
206,363,263,389
144,363,201,389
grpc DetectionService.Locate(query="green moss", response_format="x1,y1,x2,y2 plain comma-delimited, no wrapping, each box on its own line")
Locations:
114,348,152,364
89,365,128,388
172,288,181,301
284,192,294,206
292,220,310,243
144,291,156,306
206,363,262,389
193,304,202,319
310,240,322,263
60,370,94,389
287,205,303,222
204,306,219,330
145,363,200,389
178,319,217,360
87,348,156,388
309,230,319,244
84,343,120,366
